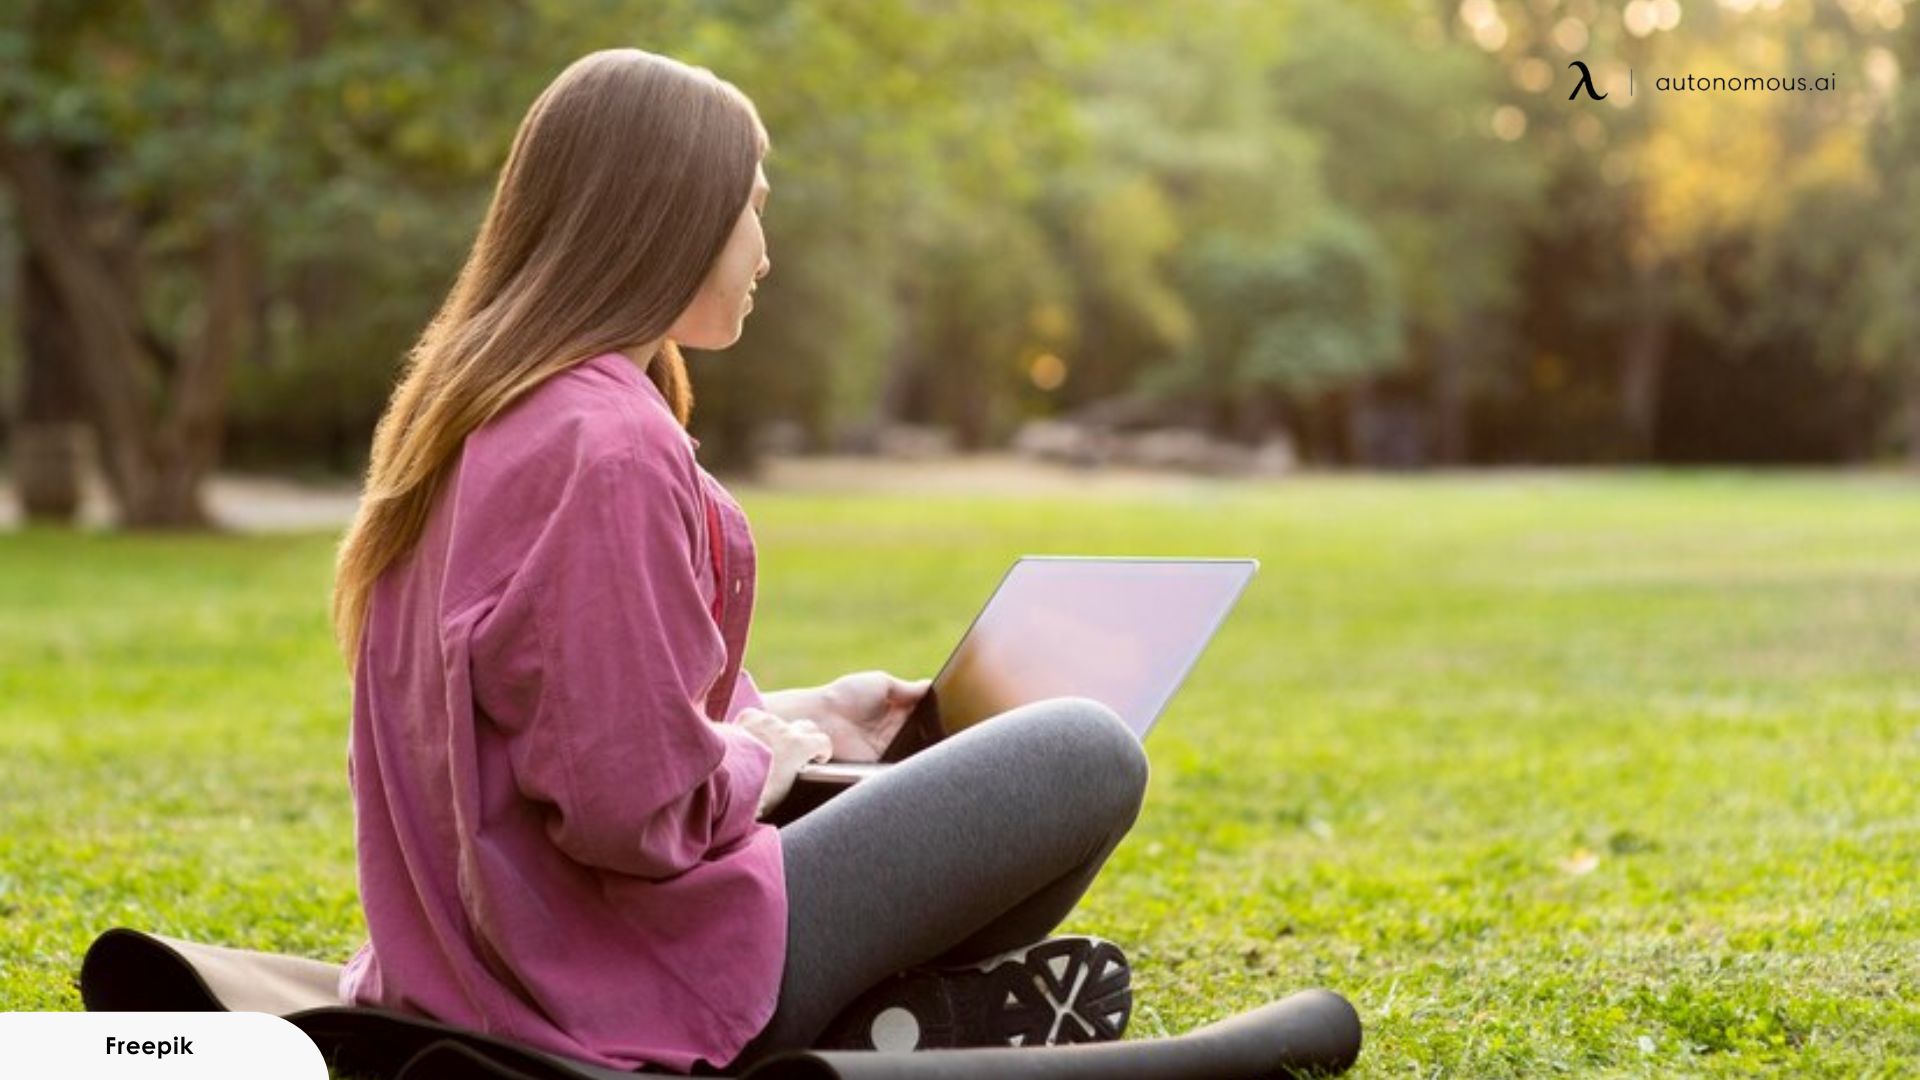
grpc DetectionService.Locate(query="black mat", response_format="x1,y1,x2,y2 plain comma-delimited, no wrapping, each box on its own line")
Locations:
78,928,1361,1079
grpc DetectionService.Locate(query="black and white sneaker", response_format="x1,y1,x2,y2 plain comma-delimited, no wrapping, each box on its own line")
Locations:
817,935,1132,1052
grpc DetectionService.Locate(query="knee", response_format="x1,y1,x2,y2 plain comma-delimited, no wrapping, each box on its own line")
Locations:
1040,697,1149,824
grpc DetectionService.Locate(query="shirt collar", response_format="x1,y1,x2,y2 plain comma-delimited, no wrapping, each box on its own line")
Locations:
589,351,701,450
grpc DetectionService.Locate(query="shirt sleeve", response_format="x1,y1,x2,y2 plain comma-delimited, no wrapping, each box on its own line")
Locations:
467,449,771,880
725,668,766,722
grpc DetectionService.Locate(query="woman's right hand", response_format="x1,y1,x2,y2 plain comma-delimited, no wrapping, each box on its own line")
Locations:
736,708,833,819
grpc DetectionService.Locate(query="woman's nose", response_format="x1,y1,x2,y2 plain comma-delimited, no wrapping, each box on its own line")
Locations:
756,255,771,282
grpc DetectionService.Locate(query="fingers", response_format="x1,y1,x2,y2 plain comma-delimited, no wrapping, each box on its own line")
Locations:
888,676,933,702
736,706,771,723
804,731,833,763
783,718,833,763
734,708,782,749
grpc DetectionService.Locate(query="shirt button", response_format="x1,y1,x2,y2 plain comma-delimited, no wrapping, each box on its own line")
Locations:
732,579,743,596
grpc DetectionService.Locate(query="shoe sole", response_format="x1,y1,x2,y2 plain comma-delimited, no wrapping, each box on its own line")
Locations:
827,937,1132,1052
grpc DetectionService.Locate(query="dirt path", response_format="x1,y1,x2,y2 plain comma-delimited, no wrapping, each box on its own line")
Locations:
0,473,365,533
755,453,1215,496
2,455,1217,533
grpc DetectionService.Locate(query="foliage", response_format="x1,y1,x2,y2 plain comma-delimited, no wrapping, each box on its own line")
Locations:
1,0,1916,480
1167,217,1400,413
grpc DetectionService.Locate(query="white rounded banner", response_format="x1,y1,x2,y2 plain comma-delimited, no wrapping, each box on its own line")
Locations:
0,1012,326,1078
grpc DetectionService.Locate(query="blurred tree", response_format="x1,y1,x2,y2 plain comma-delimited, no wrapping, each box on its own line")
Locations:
1085,1,1539,464
1046,7,1346,444
0,0,675,516
1278,0,1542,463
1173,217,1400,454
1,0,1914,488
1656,2,1912,463
220,0,566,478
1619,35,1821,459
1466,0,1904,463
1859,17,1920,464
12,249,86,522
680,0,1104,465
1036,170,1191,410
0,1,267,526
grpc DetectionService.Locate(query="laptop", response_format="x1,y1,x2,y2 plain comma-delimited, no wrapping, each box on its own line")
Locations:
796,556,1258,787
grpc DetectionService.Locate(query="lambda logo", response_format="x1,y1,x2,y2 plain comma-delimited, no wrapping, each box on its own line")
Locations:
1568,60,1607,101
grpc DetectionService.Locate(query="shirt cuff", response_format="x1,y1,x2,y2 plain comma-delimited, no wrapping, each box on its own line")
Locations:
714,720,774,828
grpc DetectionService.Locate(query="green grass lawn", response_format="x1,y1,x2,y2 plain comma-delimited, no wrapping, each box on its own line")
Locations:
3,471,1917,1076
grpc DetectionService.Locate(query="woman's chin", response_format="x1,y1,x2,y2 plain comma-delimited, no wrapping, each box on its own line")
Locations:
678,326,744,352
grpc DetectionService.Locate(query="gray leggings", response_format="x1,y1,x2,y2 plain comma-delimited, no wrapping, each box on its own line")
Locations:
725,697,1149,1069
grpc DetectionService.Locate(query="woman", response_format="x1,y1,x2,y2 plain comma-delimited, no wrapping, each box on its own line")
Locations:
331,48,1147,1075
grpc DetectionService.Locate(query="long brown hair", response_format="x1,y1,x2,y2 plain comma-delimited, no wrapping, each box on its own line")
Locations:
332,49,768,667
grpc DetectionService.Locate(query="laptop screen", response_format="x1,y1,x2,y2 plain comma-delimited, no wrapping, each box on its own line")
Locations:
884,558,1257,760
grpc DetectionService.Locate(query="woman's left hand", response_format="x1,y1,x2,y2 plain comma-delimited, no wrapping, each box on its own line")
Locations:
810,671,931,763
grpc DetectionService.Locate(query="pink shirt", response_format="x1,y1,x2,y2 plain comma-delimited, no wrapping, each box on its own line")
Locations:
339,352,785,1072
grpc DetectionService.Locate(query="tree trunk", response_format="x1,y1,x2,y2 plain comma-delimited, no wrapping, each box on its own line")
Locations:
12,250,87,523
1620,264,1670,462
1907,370,1920,470
289,258,350,469
870,275,924,446
1232,387,1275,444
0,138,158,516
948,348,991,451
0,135,256,529
1333,383,1369,465
137,219,256,526
1432,322,1474,465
